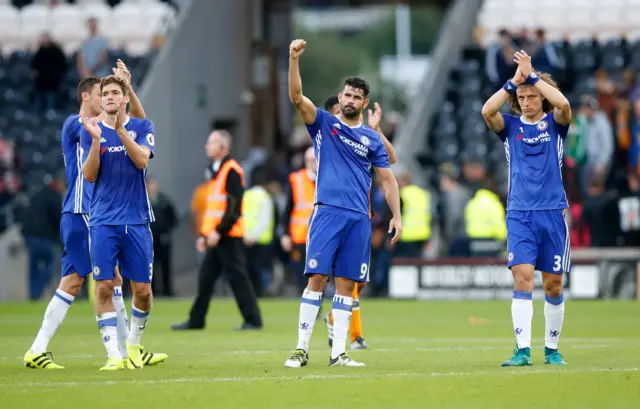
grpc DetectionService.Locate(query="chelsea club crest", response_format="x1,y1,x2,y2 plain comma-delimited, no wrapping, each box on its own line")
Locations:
536,121,548,131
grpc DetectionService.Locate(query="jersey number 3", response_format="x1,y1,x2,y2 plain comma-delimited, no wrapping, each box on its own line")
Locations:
553,255,562,272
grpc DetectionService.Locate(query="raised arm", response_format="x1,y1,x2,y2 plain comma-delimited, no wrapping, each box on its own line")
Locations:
482,66,525,132
514,50,571,126
127,86,146,119
367,102,397,164
80,120,101,183
379,132,397,164
113,59,146,119
288,39,317,125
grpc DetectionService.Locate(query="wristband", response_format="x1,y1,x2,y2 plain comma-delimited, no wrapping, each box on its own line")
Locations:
526,72,540,85
503,80,517,94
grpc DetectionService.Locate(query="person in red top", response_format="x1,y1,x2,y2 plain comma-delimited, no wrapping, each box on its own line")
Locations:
322,96,397,349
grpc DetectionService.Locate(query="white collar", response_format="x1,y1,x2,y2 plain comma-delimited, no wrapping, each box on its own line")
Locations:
101,115,130,129
519,113,547,125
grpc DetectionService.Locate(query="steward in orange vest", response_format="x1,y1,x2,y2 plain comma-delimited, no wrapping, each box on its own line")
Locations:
173,130,262,331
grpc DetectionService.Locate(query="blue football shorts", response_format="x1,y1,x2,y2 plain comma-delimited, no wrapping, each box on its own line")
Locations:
304,204,371,282
90,224,153,283
506,209,570,274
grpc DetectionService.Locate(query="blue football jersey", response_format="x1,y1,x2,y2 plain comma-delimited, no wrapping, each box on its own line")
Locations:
80,117,156,226
306,108,390,215
495,113,569,211
61,114,94,214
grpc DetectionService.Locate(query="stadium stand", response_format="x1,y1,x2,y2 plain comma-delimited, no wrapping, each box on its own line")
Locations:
0,0,175,207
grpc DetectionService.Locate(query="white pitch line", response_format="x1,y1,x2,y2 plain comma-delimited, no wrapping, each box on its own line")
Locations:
1,367,638,390
2,343,623,361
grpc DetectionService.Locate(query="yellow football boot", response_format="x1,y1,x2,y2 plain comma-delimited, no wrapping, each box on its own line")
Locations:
24,351,64,369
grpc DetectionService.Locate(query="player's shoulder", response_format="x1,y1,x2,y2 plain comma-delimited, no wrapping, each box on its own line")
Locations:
63,113,81,126
314,108,335,123
128,117,153,129
501,112,520,123
62,114,82,142
62,114,81,132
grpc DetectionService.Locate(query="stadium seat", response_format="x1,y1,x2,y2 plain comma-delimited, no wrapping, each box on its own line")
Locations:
20,3,52,49
79,1,112,30
571,41,598,73
51,4,85,53
76,0,109,4
0,5,22,55
434,140,459,164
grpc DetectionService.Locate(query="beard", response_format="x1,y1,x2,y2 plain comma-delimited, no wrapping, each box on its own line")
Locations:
340,105,360,119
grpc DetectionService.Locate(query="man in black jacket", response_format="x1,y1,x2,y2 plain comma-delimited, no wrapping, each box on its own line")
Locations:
21,176,63,300
172,129,262,331
147,175,177,296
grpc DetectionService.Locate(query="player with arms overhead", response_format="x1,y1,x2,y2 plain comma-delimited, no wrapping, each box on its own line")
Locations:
23,64,165,369
284,39,402,368
481,50,571,366
81,75,156,371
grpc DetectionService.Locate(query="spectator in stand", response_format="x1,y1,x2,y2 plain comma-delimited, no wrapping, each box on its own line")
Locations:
437,162,472,256
31,33,67,111
628,99,640,177
529,29,561,78
579,94,614,194
580,176,619,247
485,29,518,88
0,136,19,234
594,70,618,123
76,18,110,79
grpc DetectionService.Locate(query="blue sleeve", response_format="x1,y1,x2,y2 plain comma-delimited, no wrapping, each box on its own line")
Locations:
62,115,81,143
79,128,92,163
136,120,155,159
304,108,330,142
554,116,570,140
495,113,511,142
371,134,390,168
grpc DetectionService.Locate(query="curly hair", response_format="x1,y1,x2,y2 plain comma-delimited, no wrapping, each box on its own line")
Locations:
507,71,559,115
100,75,129,96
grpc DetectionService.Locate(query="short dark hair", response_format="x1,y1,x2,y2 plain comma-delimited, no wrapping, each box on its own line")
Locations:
323,96,339,110
100,75,129,96
76,76,101,102
344,77,370,97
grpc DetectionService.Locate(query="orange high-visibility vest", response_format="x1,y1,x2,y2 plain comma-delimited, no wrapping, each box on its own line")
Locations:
289,169,315,244
191,183,209,233
200,159,245,238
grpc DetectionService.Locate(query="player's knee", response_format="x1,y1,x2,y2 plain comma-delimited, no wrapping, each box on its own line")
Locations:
512,265,534,290
95,280,114,304
357,282,366,292
334,277,355,296
543,277,563,297
59,273,84,296
131,282,152,302
306,274,326,292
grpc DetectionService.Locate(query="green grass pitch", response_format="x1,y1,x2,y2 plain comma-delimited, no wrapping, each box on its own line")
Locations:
0,298,639,408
